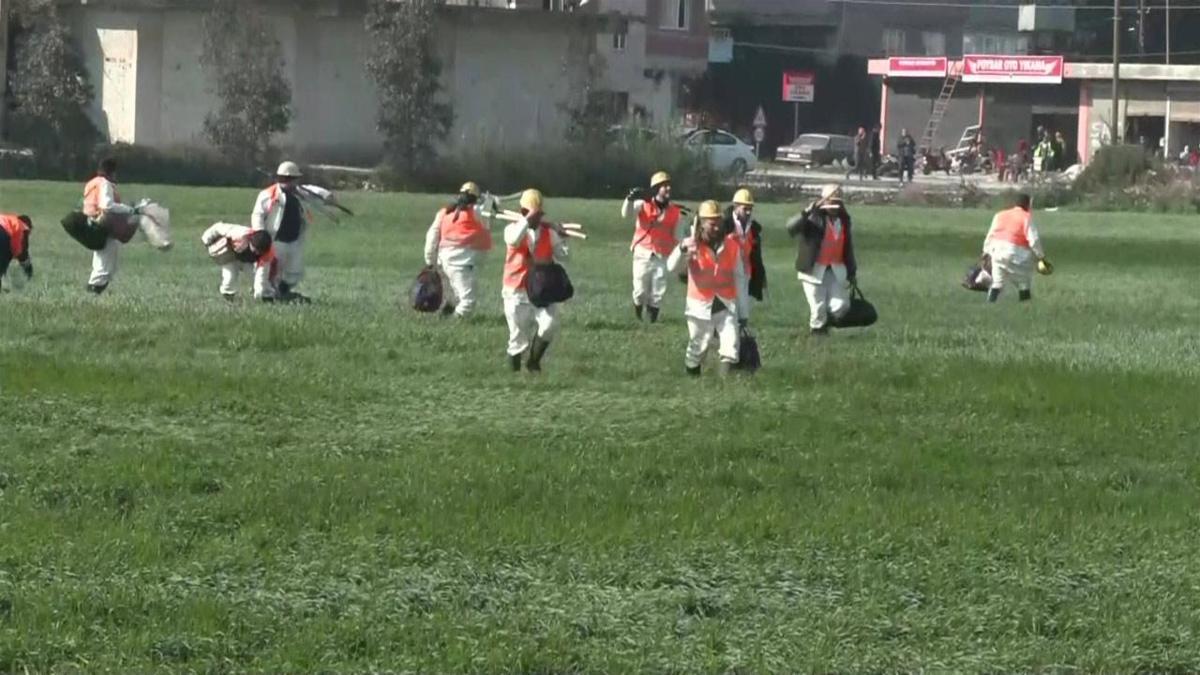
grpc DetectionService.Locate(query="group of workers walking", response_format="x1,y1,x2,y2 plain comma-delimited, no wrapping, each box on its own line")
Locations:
2,160,1050,376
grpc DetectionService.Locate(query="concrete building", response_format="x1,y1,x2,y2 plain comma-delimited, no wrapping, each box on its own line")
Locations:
871,57,1200,166
56,0,678,161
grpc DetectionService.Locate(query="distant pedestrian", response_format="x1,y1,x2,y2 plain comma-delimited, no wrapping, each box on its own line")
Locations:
424,181,496,318
870,124,882,180
898,130,917,184
622,171,684,323
847,127,869,181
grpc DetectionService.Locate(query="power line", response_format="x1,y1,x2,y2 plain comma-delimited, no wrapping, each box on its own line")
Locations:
731,39,1200,60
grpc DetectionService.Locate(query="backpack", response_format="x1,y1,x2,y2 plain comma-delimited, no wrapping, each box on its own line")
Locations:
410,266,444,312
527,262,574,308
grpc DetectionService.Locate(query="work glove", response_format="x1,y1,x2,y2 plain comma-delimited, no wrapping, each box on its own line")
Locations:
738,318,748,329
21,262,32,279
626,187,644,201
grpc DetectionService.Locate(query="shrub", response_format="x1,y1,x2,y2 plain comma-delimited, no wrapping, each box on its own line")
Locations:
1074,144,1161,193
374,137,722,201
94,143,260,187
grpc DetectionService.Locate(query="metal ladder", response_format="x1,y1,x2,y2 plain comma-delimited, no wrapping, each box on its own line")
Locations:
919,63,962,153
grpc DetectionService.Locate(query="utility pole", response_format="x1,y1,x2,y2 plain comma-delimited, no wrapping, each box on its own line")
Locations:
1165,0,1172,158
1112,0,1121,145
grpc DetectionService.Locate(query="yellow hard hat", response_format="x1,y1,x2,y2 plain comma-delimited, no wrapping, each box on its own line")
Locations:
275,161,303,178
698,200,722,219
650,171,671,188
732,188,754,206
460,181,480,197
520,188,544,212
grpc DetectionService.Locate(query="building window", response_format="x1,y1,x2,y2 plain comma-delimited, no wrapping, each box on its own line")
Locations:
883,28,906,56
963,32,1029,55
661,0,688,30
612,20,628,51
922,31,945,56
543,0,564,10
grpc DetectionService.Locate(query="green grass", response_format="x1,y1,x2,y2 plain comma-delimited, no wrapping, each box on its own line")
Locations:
2,179,1200,671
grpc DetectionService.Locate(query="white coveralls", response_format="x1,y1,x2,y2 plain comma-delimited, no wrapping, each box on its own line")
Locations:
423,204,493,317
85,176,131,288
503,220,569,357
799,212,851,330
622,198,685,309
666,237,746,369
251,183,333,293
984,212,1044,292
200,223,275,299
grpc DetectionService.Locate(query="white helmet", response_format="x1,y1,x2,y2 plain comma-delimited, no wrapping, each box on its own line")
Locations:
276,161,303,178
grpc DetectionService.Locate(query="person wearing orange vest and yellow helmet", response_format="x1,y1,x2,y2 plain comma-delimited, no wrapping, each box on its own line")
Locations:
82,157,132,294
622,170,684,323
423,181,496,317
502,189,571,372
787,184,858,335
722,188,766,325
667,200,746,376
0,214,34,292
251,161,336,303
983,192,1048,303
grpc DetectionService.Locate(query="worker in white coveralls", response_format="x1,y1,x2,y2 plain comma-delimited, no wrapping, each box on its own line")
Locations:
621,170,683,323
423,181,496,317
201,224,276,302
667,200,745,377
983,192,1049,303
251,161,336,303
502,189,570,373
786,184,858,335
82,157,132,294
722,188,766,325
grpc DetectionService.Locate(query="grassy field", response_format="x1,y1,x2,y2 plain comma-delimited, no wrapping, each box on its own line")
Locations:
2,179,1200,671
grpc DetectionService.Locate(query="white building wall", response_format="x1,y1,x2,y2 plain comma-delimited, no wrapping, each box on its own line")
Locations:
67,5,599,160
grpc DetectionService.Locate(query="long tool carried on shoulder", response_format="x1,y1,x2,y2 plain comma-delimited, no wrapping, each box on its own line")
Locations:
255,168,354,222
480,208,588,240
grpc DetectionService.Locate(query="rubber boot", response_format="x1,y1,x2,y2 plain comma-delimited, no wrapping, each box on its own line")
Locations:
279,282,292,298
987,288,1001,303
1018,289,1032,302
527,337,549,372
509,354,523,372
441,303,457,316
634,304,644,321
686,365,701,377
87,283,107,295
718,361,734,376
647,306,660,324
810,325,829,337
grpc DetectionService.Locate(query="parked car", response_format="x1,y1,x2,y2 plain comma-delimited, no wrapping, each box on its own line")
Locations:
776,133,855,167
680,128,757,176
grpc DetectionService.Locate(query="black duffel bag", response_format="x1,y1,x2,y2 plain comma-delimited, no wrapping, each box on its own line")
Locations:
735,326,761,372
527,262,574,308
61,211,110,251
409,266,444,312
831,283,878,328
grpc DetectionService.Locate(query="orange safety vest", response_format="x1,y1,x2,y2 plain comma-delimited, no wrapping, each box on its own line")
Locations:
729,214,757,269
83,176,119,218
0,214,29,258
439,208,493,251
988,206,1032,248
687,236,741,302
503,226,556,291
815,216,846,266
632,202,680,256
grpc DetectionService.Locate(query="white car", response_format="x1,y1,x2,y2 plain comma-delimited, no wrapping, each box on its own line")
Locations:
681,129,757,176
